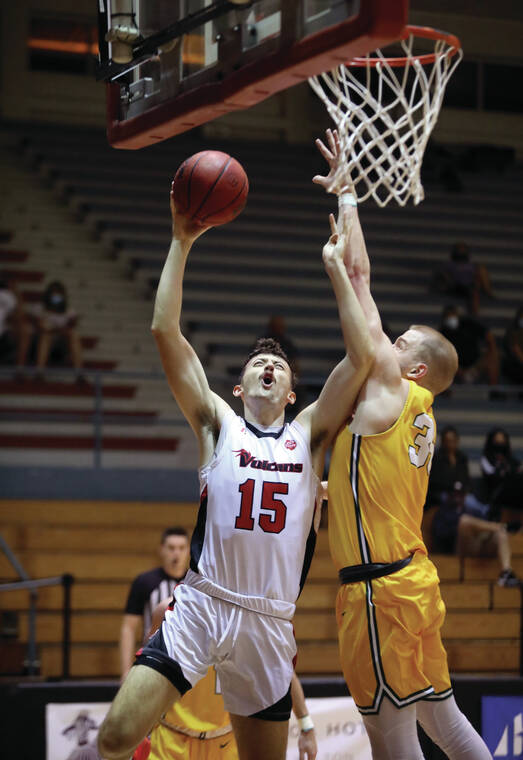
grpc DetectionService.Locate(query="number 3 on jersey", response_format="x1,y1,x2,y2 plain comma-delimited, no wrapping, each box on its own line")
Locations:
236,479,288,533
408,413,435,473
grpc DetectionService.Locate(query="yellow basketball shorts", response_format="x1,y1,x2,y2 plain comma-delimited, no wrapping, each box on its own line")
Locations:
336,552,452,714
148,724,238,760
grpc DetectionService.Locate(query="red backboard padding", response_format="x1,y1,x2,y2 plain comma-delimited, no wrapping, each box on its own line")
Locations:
107,0,408,149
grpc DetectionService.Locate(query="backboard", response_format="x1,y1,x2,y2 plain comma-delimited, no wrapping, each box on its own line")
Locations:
97,1,409,149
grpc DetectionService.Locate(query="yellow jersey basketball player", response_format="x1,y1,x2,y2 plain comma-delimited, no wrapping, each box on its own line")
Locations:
314,129,492,760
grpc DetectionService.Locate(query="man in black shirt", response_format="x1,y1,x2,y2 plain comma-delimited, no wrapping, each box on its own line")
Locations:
439,305,499,385
120,527,190,680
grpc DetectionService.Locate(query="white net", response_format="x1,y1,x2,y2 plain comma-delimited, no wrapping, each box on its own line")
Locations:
309,30,463,207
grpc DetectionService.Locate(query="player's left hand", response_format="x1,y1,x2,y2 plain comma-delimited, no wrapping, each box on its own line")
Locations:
298,727,318,760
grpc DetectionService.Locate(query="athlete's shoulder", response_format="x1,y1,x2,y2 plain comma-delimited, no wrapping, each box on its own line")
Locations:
410,381,434,409
220,408,242,431
286,417,311,447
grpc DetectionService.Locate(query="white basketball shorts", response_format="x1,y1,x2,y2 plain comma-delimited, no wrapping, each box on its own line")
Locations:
137,581,296,717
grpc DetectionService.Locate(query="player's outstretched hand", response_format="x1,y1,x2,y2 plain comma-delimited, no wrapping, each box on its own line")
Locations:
313,128,352,195
170,184,211,243
322,213,349,270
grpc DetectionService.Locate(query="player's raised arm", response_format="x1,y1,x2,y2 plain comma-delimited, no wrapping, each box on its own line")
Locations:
313,129,384,343
151,187,229,454
297,210,375,445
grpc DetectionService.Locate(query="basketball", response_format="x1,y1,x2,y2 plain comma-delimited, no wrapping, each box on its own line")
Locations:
172,150,249,226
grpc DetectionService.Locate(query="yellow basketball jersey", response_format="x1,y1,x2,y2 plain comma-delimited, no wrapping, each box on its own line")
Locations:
163,667,230,732
328,381,435,569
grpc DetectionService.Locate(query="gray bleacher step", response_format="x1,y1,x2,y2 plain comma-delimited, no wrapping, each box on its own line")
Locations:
51,176,523,221
40,155,523,198
108,225,523,258
85,203,523,237
77,194,523,226
95,211,523,246
127,247,523,288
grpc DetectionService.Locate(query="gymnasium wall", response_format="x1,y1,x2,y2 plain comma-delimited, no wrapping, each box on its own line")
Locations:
1,1,523,151
410,4,523,155
0,0,105,127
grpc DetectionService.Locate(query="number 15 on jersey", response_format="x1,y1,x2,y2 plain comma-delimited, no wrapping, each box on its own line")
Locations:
236,479,288,534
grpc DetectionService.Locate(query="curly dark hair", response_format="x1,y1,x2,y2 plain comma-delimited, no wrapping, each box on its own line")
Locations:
239,337,297,388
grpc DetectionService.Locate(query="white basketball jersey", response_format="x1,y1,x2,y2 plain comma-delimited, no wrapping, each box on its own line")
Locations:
191,411,318,605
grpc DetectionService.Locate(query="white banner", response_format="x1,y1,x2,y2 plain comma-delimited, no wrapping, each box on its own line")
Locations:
46,703,107,760
46,697,371,760
288,697,372,760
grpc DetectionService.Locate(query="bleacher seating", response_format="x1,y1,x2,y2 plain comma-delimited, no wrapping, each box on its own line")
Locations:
0,500,521,678
0,127,523,458
1,122,522,472
0,124,521,679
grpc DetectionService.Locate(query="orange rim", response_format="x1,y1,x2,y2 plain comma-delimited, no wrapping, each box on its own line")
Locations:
348,25,461,68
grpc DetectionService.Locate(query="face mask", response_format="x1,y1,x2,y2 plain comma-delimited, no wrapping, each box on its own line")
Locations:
50,293,64,305
492,443,507,454
444,316,459,330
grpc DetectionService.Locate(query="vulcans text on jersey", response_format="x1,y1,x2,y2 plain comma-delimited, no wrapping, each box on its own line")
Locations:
233,449,303,473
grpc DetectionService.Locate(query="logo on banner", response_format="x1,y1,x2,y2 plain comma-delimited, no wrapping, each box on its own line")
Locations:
482,696,523,758
46,703,110,760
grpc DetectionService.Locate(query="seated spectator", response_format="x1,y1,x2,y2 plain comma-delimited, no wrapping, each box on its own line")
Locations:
481,428,522,523
429,427,519,587
432,241,494,315
427,426,489,519
0,272,32,371
439,305,499,386
29,280,85,382
502,305,523,384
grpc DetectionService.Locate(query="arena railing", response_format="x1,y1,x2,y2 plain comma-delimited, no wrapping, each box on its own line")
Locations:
0,532,74,678
0,367,522,470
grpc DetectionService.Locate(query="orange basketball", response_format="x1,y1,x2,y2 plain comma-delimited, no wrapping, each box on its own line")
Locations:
172,150,249,226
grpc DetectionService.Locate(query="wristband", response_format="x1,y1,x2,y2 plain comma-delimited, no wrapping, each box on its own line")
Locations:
338,192,357,208
299,715,315,733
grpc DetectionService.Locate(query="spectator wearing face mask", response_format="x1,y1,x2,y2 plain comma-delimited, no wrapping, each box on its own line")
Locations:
439,305,499,386
481,428,522,525
432,241,495,315
29,281,85,382
502,306,523,384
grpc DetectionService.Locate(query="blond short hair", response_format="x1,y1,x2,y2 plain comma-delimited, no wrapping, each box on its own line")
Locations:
409,325,458,396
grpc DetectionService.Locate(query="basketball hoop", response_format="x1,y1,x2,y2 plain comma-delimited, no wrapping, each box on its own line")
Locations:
309,25,463,207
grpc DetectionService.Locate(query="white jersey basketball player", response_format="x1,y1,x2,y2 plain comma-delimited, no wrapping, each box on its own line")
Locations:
98,188,375,760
